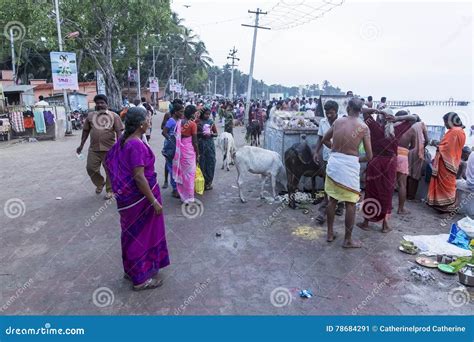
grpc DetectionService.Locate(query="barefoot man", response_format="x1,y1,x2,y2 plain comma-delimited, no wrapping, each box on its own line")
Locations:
395,110,416,214
358,109,416,233
315,98,373,248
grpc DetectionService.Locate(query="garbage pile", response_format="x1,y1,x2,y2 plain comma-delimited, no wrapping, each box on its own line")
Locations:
276,192,314,204
401,216,474,288
268,110,319,130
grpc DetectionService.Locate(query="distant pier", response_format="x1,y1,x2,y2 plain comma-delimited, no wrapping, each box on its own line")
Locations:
373,100,470,107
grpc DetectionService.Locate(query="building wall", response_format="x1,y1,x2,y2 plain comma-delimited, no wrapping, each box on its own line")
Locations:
33,82,97,107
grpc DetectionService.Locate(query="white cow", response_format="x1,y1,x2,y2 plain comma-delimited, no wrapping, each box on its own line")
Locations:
216,132,236,171
234,146,287,203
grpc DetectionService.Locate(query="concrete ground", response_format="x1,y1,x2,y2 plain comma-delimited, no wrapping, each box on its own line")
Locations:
0,112,472,315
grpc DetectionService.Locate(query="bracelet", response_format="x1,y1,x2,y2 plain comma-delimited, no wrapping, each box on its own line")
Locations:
152,198,159,205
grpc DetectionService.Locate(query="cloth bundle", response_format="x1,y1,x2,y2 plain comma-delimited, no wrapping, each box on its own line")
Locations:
9,112,25,132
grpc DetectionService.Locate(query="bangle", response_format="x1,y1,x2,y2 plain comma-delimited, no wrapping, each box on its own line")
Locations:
152,198,158,205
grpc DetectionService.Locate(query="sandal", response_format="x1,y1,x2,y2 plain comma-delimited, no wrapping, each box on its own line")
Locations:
104,192,114,200
133,278,163,291
205,184,213,191
95,184,105,194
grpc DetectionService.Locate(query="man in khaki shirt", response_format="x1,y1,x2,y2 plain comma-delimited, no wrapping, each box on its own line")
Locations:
76,94,124,199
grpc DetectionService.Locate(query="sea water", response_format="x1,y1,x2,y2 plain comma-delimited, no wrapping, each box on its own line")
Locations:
399,103,473,147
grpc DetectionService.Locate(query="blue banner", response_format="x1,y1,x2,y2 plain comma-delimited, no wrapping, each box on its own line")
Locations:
0,316,472,341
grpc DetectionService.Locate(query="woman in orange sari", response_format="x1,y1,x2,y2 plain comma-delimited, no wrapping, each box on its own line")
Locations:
427,112,466,212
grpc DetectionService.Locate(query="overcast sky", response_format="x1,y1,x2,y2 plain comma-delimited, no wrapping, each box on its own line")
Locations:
171,0,473,100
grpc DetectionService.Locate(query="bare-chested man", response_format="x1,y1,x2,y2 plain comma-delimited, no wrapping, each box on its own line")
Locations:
395,110,416,214
315,98,373,248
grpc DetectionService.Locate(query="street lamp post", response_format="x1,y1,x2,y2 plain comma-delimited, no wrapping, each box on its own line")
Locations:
171,57,183,100
53,0,69,114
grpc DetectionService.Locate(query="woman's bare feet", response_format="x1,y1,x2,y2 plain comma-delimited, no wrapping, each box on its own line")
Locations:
342,239,362,248
382,220,392,233
327,232,338,242
397,208,410,215
356,220,370,231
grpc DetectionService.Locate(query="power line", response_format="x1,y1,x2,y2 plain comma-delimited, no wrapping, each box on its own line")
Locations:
259,0,345,31
241,8,270,125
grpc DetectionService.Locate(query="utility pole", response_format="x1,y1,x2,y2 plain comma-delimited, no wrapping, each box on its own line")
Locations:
170,57,174,100
171,57,183,100
242,9,270,125
227,46,239,101
9,29,16,84
54,0,69,114
136,33,141,100
152,46,156,106
214,74,217,96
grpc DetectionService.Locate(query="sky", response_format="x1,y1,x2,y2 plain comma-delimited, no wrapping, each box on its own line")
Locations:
171,0,473,101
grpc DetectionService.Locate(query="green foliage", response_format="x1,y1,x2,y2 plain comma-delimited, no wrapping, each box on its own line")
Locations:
0,1,345,103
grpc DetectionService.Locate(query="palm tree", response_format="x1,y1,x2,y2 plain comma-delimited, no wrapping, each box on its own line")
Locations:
192,41,213,70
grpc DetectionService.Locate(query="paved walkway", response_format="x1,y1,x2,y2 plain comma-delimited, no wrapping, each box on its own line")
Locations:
0,113,471,315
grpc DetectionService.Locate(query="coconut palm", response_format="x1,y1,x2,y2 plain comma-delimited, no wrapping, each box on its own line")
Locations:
192,41,213,70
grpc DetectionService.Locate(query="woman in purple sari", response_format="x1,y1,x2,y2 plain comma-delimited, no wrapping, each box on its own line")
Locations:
106,107,170,291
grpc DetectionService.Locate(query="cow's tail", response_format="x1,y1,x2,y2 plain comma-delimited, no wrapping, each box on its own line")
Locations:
223,136,229,161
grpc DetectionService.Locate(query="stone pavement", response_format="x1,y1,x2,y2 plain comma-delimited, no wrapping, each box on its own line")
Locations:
0,113,472,315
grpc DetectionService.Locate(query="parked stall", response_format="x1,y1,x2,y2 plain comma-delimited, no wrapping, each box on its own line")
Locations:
0,105,67,142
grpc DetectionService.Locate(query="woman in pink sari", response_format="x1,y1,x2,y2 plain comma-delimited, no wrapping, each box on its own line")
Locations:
173,105,199,203
106,107,170,291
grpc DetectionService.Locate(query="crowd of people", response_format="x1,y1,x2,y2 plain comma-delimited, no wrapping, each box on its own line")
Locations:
74,92,473,290
314,96,472,249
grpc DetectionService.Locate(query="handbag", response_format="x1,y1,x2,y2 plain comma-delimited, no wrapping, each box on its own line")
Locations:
195,166,205,195
161,124,177,160
162,135,176,160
